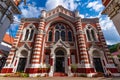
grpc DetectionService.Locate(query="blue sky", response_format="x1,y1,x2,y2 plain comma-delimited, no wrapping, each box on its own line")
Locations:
7,0,120,45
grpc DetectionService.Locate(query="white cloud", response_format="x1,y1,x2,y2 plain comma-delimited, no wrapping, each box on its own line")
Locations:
99,16,120,45
19,3,43,18
45,0,80,11
87,1,103,12
80,14,85,18
100,17,113,30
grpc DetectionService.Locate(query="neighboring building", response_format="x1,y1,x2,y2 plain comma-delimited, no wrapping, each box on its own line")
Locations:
109,43,120,72
0,33,14,50
1,5,119,77
102,0,120,35
0,0,21,43
0,33,14,71
112,51,120,72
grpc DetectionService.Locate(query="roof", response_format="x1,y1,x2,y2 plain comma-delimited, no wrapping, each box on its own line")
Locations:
3,34,14,45
112,52,120,56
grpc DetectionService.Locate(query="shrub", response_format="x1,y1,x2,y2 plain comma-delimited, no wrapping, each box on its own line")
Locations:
20,73,29,77
71,64,77,73
79,74,87,77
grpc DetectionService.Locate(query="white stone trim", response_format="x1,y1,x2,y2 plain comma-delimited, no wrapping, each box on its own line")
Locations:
34,48,41,50
32,60,39,62
36,38,42,40
35,44,42,47
32,56,40,58
34,52,41,54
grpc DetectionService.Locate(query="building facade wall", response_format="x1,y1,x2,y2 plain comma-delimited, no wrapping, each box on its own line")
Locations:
1,5,119,77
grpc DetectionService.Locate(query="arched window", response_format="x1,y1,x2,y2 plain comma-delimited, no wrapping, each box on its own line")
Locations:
61,25,65,29
45,53,49,64
24,29,29,41
71,53,75,64
48,31,52,41
22,24,36,41
86,29,91,41
55,31,60,41
29,30,34,41
85,25,98,42
55,25,59,29
68,31,72,41
61,31,65,41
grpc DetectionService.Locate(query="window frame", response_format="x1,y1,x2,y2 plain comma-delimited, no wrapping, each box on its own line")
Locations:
21,24,36,42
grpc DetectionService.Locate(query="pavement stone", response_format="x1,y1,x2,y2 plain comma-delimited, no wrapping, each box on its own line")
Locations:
0,77,120,80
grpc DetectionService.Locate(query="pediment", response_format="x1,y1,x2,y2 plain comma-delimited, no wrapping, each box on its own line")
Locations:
17,43,31,50
50,39,70,48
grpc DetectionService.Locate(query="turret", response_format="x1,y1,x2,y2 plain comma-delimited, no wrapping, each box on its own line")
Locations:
41,10,46,18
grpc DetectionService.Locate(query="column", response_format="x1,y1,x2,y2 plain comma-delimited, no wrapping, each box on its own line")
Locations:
75,18,89,65
30,19,45,65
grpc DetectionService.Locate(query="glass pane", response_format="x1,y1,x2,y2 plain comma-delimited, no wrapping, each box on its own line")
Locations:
24,29,29,41
29,30,34,41
0,12,2,19
45,55,49,64
61,31,65,41
55,25,59,29
55,31,60,41
48,31,52,41
61,25,65,29
71,55,75,64
86,30,91,41
91,30,96,41
68,31,72,41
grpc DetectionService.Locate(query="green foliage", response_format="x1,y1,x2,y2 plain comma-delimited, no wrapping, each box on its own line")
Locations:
3,72,29,77
117,55,120,58
3,74,10,77
20,73,29,77
46,64,50,68
109,43,120,53
71,64,77,72
79,74,87,77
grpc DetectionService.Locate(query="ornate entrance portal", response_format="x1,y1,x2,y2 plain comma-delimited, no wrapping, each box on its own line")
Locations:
55,50,65,73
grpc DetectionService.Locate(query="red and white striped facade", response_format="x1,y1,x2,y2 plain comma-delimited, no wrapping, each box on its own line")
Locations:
1,5,119,77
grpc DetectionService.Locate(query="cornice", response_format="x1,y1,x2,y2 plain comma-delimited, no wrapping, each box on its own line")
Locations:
102,0,120,19
45,12,75,23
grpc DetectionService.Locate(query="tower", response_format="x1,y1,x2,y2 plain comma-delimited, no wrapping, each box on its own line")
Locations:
1,5,119,77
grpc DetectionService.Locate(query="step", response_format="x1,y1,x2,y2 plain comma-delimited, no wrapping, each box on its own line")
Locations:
53,72,67,77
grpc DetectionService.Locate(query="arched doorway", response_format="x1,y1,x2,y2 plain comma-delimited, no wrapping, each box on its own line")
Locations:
55,50,65,73
17,50,28,72
93,50,104,73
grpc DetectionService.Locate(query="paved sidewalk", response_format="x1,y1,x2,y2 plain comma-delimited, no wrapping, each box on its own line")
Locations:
0,77,120,80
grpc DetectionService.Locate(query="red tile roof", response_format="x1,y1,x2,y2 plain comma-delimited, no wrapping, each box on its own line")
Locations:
3,34,14,45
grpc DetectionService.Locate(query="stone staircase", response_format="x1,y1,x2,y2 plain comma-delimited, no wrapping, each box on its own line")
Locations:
53,72,67,77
